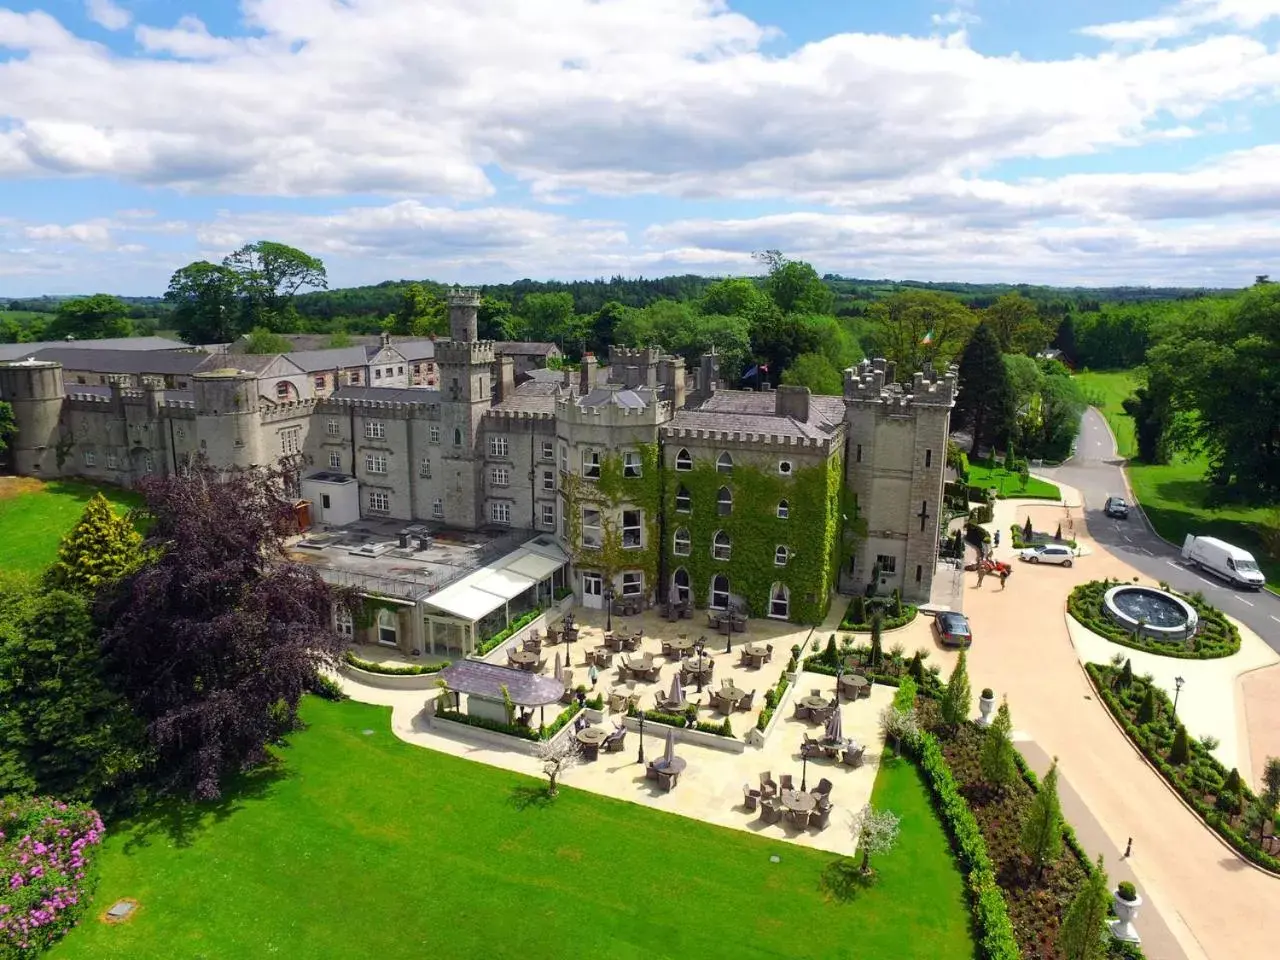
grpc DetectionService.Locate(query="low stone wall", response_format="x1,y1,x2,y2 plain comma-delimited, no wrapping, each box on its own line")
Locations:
340,661,444,690
621,715,746,754
431,715,540,755
745,674,797,748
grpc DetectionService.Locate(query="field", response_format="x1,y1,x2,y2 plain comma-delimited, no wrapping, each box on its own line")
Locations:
967,460,1061,500
53,698,973,960
1073,370,1138,458
0,478,144,576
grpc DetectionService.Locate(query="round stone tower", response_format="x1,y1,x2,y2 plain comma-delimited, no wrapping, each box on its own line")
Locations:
193,369,262,469
448,286,481,343
0,359,65,476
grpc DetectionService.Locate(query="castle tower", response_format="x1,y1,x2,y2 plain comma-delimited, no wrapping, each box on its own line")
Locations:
193,369,264,470
448,286,480,343
437,287,493,529
0,359,65,476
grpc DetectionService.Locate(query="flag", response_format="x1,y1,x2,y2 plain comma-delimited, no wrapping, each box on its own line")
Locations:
741,365,758,380
760,363,769,373
920,330,934,346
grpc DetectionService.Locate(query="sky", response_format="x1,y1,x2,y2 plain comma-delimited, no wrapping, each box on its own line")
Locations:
2,0,1280,296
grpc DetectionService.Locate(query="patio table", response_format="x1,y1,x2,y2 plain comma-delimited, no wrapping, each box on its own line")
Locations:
649,757,687,775
743,643,769,657
509,651,538,671
603,634,624,652
718,684,745,704
667,636,695,657
779,789,815,813
839,674,870,699
799,695,829,712
576,727,610,747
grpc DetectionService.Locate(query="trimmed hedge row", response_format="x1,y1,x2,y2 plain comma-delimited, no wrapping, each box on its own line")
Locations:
476,607,545,657
1069,581,1240,659
628,704,735,739
343,651,448,676
755,673,792,731
437,703,582,742
1009,524,1077,551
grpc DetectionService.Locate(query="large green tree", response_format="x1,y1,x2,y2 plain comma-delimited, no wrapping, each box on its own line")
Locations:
939,650,972,733
954,322,1016,456
222,241,328,333
865,290,975,377
780,352,843,395
0,400,14,455
755,251,835,315
47,294,132,340
393,283,447,337
164,261,242,344
515,292,584,347
984,293,1055,355
44,493,144,596
979,698,1018,793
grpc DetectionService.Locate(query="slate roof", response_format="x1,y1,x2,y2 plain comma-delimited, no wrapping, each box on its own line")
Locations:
579,386,651,409
494,341,561,357
667,388,846,441
491,380,560,415
196,353,304,375
287,345,378,372
22,347,208,376
436,660,564,706
0,336,191,363
330,385,440,404
394,339,436,361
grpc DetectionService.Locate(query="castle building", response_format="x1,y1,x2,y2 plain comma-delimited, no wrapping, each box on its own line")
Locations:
0,289,955,645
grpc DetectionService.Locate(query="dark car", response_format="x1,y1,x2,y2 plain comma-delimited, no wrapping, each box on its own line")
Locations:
1104,496,1130,519
933,612,972,648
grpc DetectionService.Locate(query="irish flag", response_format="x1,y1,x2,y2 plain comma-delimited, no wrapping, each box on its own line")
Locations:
920,330,934,345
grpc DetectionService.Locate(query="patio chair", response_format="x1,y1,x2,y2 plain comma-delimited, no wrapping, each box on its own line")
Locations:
812,777,833,799
842,746,865,768
760,798,782,824
742,784,761,811
793,703,810,721
609,688,630,713
808,806,832,830
737,690,755,712
661,640,673,657
779,773,794,791
654,692,673,712
535,658,547,673
800,738,823,761
785,808,807,827
605,729,627,753
645,762,659,781
582,742,600,762
657,769,677,792
759,771,777,797
765,643,773,662
810,688,822,698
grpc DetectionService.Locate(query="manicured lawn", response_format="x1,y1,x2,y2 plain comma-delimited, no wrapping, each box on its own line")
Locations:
0,479,144,576
967,461,1061,500
1074,370,1139,458
53,699,973,960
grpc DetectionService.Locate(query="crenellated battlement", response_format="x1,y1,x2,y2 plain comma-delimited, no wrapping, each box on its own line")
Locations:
259,398,318,422
436,340,495,365
446,286,482,307
320,396,440,417
844,358,956,408
660,424,835,451
484,407,555,422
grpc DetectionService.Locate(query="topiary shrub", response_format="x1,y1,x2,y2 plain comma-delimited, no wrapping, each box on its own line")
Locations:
1136,686,1157,725
1169,724,1190,765
1116,881,1137,902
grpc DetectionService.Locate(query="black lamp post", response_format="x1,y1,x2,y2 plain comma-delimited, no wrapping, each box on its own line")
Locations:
694,636,707,693
605,583,615,634
836,662,844,704
637,712,646,765
800,753,809,792
1173,675,1186,715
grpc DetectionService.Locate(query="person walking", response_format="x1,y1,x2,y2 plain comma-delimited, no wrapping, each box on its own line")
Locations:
588,663,599,687
994,529,1001,548
999,568,1009,590
977,563,986,587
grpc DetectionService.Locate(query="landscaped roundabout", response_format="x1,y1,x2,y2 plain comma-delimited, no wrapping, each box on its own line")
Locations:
1068,579,1240,659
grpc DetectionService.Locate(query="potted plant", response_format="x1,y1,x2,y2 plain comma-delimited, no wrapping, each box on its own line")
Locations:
1110,881,1143,943
978,688,996,726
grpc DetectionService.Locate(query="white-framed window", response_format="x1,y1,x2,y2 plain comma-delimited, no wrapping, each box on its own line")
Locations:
622,509,642,549
542,470,555,491
710,574,730,610
432,498,444,520
778,460,793,476
368,490,390,513
769,583,790,620
365,454,388,474
491,501,511,524
350,370,362,385
581,507,602,549
106,453,118,469
328,451,342,469
275,381,292,400
675,448,692,471
717,485,732,516
326,418,340,437
377,608,398,646
623,451,642,477
581,449,601,479
365,420,385,440
675,485,691,513
777,499,789,519
143,454,154,473
713,530,731,561
335,607,353,637
876,554,897,575
315,376,326,390
489,435,509,458
420,457,432,478
397,366,404,376
716,451,733,474
541,441,554,461
491,467,510,487
280,427,300,455
560,444,568,473
541,503,555,528
673,527,691,556
622,571,643,598
774,546,790,566
83,450,96,466
429,425,441,444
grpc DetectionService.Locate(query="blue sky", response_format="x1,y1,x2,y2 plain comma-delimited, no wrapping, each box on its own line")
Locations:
2,0,1280,296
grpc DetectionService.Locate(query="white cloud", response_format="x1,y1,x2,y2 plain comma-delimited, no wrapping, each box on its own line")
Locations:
23,221,113,246
135,16,241,60
1082,0,1280,44
85,0,130,32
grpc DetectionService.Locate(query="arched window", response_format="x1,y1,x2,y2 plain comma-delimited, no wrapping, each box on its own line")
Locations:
335,607,353,637
710,574,730,610
377,609,399,647
274,380,296,401
769,583,790,619
713,530,731,561
675,448,692,471
673,527,691,556
453,428,463,445
716,451,733,474
672,567,691,604
675,484,691,513
777,499,790,519
717,486,733,516
774,546,789,566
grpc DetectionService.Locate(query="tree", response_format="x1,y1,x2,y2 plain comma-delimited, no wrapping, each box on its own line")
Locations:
1021,758,1065,882
1136,685,1157,724
984,293,1055,355
1059,856,1111,960
99,461,349,800
165,261,242,344
1261,755,1280,808
865,290,976,376
868,614,883,670
516,292,583,346
757,252,835,315
47,294,132,341
780,352,843,395
699,277,776,326
980,698,1018,793
242,326,292,355
940,650,972,732
1243,796,1272,844
223,241,327,332
1169,724,1190,765
878,703,919,754
849,803,900,875
953,322,1015,456
393,283,447,337
0,401,14,455
1118,658,1134,688
43,494,143,596
535,737,581,797
1024,515,1034,541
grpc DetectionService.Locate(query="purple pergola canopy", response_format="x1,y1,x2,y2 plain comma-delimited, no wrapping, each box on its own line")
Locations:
438,660,564,706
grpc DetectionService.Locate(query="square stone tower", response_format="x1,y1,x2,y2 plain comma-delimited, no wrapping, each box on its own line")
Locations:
435,287,494,529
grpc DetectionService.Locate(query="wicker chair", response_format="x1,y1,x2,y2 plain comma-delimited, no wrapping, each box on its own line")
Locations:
604,728,627,753
742,784,761,811
779,773,794,791
737,690,756,712
760,798,782,824
759,771,778,797
793,702,810,721
808,805,832,830
812,777,833,799
842,746,866,768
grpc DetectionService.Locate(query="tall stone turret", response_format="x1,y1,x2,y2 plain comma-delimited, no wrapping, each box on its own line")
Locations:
193,369,263,470
448,286,481,343
0,359,65,476
437,287,493,529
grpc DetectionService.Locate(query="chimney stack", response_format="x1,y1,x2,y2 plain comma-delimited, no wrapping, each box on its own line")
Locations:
775,384,810,423
579,353,598,394
496,355,515,402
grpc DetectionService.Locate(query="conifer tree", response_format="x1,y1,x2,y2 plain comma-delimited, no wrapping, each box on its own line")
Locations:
980,698,1018,793
44,493,143,596
940,650,972,732
1169,724,1190,765
1136,685,1157,724
1117,659,1133,689
953,322,1015,456
869,614,883,671
1059,856,1110,960
1021,758,1065,883
908,651,925,684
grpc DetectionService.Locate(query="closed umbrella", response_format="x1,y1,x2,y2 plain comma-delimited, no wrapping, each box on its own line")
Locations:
663,727,676,765
553,651,562,677
668,673,685,706
824,705,844,743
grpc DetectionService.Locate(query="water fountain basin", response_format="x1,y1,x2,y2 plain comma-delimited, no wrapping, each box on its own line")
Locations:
1103,585,1199,641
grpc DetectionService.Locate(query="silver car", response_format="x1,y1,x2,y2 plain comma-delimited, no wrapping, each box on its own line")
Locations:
1018,544,1074,567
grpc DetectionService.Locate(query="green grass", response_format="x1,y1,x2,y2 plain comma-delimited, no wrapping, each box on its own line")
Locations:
53,698,973,960
966,461,1061,500
1073,369,1139,458
0,480,143,576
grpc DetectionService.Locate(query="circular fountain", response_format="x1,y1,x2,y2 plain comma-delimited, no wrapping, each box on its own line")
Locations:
1103,584,1199,641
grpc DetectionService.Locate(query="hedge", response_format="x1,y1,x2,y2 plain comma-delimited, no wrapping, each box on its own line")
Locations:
343,651,449,676
1069,581,1240,659
437,703,582,742
475,607,546,657
1086,663,1280,873
1009,523,1077,551
839,595,919,631
756,672,792,731
629,704,736,739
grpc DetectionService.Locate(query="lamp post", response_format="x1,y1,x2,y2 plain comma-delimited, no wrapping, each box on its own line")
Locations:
800,753,809,793
694,636,707,694
637,711,646,765
605,583,615,634
1173,675,1186,715
836,661,844,704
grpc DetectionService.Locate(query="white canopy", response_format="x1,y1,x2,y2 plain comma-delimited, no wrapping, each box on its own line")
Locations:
424,537,568,624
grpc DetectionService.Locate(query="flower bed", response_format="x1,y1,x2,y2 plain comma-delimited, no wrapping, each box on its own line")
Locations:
343,651,448,676
1069,581,1240,659
475,607,545,657
804,640,945,699
436,703,581,742
627,704,734,739
755,673,792,732
839,594,918,631
0,796,103,957
1009,524,1077,551
1086,663,1280,873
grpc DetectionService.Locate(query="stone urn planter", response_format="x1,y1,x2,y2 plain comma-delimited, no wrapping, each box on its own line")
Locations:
977,689,996,727
1110,884,1143,943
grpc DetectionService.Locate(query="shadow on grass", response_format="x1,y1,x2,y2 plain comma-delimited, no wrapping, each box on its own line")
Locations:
820,857,875,903
508,784,555,811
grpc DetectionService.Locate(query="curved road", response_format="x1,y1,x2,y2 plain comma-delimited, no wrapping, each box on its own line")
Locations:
1043,408,1280,653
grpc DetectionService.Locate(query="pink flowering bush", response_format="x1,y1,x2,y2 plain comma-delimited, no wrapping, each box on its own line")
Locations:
0,796,103,957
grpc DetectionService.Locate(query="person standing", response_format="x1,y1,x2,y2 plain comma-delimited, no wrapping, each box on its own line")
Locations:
994,529,1001,548
999,568,1009,590
588,663,599,687
977,563,987,586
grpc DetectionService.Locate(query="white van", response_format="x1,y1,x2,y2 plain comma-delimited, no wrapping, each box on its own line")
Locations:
1181,535,1267,590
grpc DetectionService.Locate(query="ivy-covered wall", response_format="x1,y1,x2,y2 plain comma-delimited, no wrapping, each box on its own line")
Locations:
563,442,662,597
662,453,841,624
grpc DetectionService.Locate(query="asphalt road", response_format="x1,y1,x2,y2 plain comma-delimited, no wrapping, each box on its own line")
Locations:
1042,407,1280,654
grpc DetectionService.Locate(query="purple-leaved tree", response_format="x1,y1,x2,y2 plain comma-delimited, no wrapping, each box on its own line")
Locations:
101,461,349,799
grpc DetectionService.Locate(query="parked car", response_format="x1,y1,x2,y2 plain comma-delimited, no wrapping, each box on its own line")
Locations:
1018,544,1075,567
933,611,972,648
1104,496,1130,519
1181,535,1267,590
